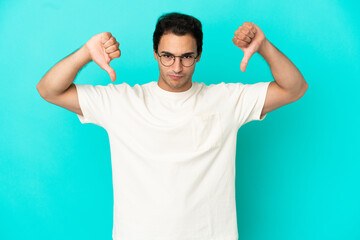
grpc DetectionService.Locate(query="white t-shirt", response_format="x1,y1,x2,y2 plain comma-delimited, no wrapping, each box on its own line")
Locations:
75,80,270,240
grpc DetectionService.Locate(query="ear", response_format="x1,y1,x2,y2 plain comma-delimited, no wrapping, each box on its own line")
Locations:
196,51,202,62
154,49,158,60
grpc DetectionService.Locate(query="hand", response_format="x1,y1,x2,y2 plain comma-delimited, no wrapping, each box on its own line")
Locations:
232,22,266,72
84,32,121,82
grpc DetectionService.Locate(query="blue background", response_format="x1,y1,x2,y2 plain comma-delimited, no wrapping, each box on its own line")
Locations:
1,0,359,239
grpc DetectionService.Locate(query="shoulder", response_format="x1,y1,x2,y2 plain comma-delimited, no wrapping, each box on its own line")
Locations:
102,82,142,94
196,81,229,95
196,81,249,99
221,81,270,96
110,81,155,98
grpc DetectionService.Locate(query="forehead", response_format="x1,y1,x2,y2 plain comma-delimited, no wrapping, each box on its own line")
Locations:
158,33,197,54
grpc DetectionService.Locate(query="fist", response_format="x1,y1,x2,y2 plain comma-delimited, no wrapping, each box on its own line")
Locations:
85,32,121,82
232,22,266,72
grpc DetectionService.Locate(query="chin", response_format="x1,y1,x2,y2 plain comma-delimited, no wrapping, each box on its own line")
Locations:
171,79,188,88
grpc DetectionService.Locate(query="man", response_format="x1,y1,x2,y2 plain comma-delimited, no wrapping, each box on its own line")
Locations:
37,12,308,240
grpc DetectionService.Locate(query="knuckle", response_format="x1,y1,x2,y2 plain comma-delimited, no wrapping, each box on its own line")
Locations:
105,32,111,38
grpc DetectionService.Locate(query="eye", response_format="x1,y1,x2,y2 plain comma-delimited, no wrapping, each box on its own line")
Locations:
163,54,173,59
183,55,194,59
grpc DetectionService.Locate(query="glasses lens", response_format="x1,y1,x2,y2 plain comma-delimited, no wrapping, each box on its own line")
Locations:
182,56,195,67
161,55,174,66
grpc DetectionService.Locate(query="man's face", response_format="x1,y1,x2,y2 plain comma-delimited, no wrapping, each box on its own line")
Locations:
154,33,201,92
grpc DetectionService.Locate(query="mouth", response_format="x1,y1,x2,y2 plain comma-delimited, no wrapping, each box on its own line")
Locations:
169,75,183,80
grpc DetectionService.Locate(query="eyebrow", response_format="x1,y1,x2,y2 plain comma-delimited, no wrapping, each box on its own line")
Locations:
160,51,195,56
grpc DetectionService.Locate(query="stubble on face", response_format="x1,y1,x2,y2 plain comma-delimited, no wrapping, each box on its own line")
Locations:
160,70,190,91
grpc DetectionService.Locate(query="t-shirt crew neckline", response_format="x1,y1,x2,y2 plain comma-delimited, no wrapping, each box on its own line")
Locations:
152,81,197,100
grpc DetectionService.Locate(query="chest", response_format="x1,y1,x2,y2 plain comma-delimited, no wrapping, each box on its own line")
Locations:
106,91,235,156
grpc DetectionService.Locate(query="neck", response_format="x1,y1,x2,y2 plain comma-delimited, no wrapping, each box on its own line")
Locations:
157,78,192,92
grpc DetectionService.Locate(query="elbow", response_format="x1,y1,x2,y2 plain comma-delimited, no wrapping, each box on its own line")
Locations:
36,82,48,100
296,80,309,100
303,80,309,95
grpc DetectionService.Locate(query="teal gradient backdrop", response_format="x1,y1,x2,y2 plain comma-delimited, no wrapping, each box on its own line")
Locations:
1,0,359,240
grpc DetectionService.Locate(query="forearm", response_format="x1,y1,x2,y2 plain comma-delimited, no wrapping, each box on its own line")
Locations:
37,45,92,98
258,39,308,96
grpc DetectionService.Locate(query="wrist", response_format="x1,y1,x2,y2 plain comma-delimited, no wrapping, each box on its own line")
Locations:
77,45,92,66
258,38,269,56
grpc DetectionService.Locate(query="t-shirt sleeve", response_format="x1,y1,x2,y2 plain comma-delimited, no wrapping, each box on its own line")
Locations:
225,81,271,127
75,83,114,128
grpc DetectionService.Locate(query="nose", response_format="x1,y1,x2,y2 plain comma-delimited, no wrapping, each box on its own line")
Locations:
172,56,183,73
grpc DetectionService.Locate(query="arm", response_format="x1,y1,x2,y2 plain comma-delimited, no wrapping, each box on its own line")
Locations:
36,45,91,99
233,22,308,117
258,39,308,99
36,32,121,116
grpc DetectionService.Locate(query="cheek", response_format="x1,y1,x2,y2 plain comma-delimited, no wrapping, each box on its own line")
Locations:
159,66,169,78
160,66,167,75
187,67,195,75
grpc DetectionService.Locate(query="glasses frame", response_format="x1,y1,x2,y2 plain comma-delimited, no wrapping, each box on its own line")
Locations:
157,52,199,67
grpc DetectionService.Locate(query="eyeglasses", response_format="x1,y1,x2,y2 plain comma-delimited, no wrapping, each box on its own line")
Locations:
157,52,198,67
